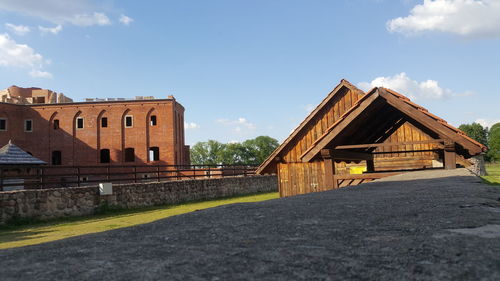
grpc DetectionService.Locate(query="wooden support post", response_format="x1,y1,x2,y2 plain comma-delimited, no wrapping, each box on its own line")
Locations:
366,159,375,172
444,141,456,170
321,149,337,189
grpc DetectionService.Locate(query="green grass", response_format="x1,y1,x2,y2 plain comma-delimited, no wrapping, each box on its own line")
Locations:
482,163,500,185
0,192,279,250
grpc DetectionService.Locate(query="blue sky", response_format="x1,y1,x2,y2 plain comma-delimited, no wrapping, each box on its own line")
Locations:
1,0,499,145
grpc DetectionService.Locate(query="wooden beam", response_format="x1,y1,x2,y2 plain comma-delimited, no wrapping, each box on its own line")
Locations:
335,172,402,180
334,139,445,150
444,141,456,170
379,89,481,155
322,149,374,161
372,149,441,155
301,91,381,162
321,149,337,189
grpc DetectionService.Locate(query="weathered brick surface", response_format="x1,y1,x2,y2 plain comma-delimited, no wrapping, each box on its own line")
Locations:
0,175,277,224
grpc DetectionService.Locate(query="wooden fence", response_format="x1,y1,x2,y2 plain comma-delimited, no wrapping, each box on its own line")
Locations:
0,164,257,191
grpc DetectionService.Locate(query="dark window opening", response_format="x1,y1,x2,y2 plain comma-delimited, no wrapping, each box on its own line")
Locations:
0,118,7,131
149,147,160,161
125,116,133,128
27,151,33,156
101,117,108,128
25,120,32,132
53,119,59,129
124,148,135,162
52,151,62,165
100,149,110,163
34,96,45,104
150,115,157,126
76,117,84,129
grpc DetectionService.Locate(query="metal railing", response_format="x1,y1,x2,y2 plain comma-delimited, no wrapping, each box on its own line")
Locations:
0,164,257,191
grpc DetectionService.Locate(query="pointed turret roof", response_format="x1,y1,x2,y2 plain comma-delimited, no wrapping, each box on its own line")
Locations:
0,141,46,165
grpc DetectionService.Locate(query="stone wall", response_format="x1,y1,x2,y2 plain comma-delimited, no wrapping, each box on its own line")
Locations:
466,154,487,176
0,175,278,225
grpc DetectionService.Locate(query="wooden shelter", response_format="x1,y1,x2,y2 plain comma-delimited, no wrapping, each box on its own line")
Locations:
256,80,486,197
0,140,46,191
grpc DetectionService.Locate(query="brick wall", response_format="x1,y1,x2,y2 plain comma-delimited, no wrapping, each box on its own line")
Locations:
0,175,278,225
0,98,188,166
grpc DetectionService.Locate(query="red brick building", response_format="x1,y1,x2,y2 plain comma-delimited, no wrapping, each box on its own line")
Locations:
0,88,189,166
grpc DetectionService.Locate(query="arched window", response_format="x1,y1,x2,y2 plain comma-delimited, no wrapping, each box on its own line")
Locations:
100,149,110,163
124,148,135,162
150,115,157,126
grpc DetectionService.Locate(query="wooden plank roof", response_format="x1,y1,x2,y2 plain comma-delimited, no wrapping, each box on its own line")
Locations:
0,141,46,165
257,80,487,174
256,79,365,174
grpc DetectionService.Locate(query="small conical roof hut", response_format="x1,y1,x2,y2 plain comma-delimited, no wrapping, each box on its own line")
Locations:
0,141,46,165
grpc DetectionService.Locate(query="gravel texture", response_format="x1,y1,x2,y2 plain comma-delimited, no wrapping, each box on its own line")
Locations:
1,168,499,280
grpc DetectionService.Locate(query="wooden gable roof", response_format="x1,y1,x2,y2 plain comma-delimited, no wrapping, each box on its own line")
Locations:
257,82,487,174
256,79,365,174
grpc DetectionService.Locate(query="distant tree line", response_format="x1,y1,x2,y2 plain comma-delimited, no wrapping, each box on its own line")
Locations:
190,136,279,165
459,122,500,162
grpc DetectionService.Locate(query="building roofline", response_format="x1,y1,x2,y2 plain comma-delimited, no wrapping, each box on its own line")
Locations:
0,98,179,107
28,98,176,107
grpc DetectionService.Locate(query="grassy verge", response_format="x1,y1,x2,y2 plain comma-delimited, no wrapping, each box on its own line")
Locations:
482,163,500,185
0,192,279,250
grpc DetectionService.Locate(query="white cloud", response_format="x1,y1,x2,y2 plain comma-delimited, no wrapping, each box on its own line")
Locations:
71,12,110,26
217,117,256,130
29,69,53,78
5,23,30,36
38,25,63,35
387,0,500,38
0,0,111,27
119,14,134,26
0,33,51,78
475,118,500,128
358,72,456,100
217,117,256,135
185,122,200,130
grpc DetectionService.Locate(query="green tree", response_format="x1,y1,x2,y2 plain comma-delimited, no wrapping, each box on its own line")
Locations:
190,136,279,165
488,123,500,162
458,122,489,146
220,142,248,165
242,136,280,165
190,140,226,165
